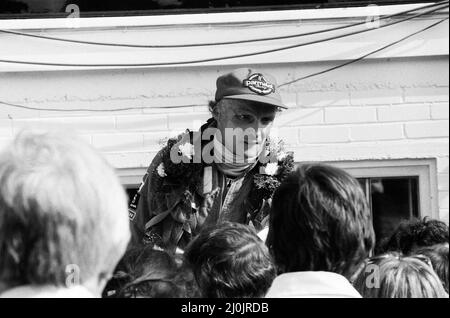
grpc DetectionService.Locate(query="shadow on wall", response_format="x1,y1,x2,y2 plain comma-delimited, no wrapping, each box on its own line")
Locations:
0,0,28,13
0,0,327,14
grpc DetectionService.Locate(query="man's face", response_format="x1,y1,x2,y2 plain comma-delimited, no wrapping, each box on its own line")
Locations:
215,99,277,157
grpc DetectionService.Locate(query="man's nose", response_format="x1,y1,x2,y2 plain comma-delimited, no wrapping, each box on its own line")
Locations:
251,121,266,141
247,121,260,138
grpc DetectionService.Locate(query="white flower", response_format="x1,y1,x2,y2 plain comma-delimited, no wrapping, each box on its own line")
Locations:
156,163,167,178
178,142,195,159
267,136,283,152
277,151,287,161
260,162,279,176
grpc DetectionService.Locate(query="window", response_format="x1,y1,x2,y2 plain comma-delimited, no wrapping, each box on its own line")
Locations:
0,0,437,19
119,168,145,205
327,159,439,250
358,176,420,247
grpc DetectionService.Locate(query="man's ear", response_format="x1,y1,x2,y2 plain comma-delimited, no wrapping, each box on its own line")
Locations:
211,105,220,121
208,100,220,121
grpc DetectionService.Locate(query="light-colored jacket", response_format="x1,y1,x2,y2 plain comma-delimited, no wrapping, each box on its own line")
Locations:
266,272,362,298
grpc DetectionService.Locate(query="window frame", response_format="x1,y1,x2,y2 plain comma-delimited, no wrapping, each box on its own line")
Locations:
323,158,439,220
117,168,147,189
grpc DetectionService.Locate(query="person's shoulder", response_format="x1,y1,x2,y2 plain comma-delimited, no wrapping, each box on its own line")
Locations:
145,129,199,193
147,131,188,169
266,272,362,298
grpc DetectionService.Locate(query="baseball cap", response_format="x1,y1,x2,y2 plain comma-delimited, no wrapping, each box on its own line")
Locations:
215,68,287,109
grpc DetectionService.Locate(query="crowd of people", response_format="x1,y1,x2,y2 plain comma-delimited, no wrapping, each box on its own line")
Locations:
0,68,448,298
0,130,447,298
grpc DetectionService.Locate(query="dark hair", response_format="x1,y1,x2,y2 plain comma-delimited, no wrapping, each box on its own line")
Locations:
104,247,198,298
381,217,449,255
354,252,448,298
267,164,375,279
414,243,449,293
184,222,276,298
208,100,218,112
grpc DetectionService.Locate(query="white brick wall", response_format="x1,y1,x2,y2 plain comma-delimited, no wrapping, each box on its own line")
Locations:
403,87,449,103
350,89,404,105
116,115,168,132
404,121,449,139
350,123,404,142
431,103,450,120
297,91,351,107
0,22,448,224
300,126,350,144
0,120,12,137
325,107,377,124
377,104,430,122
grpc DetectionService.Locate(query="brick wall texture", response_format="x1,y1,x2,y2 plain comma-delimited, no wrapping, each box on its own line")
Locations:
0,58,448,222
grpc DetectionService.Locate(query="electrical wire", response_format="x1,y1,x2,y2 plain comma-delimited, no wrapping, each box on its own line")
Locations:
279,16,449,87
0,101,200,112
0,13,447,113
0,1,447,48
0,3,447,68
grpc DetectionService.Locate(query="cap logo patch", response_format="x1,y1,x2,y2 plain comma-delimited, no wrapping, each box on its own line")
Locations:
243,73,275,95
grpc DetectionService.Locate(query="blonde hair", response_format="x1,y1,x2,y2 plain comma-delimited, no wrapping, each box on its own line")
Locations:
0,129,130,288
354,252,448,298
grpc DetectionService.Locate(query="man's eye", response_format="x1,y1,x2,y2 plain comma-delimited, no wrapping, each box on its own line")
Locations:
236,115,252,122
261,118,274,125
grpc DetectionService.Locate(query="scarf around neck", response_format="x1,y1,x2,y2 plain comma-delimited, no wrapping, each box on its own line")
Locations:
212,130,262,178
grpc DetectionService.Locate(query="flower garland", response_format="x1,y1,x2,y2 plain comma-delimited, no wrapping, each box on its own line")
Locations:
153,130,205,194
154,129,294,203
143,122,295,248
252,137,295,202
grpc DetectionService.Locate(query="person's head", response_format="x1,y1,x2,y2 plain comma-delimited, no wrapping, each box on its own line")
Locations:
103,246,176,298
0,129,130,296
209,68,286,157
267,164,375,279
414,243,449,294
184,222,276,298
381,217,449,255
109,247,197,298
353,252,448,298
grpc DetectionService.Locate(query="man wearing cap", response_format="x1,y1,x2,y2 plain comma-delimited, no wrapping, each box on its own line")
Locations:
129,68,294,253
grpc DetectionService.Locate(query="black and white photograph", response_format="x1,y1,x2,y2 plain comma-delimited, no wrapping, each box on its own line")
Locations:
0,0,448,305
